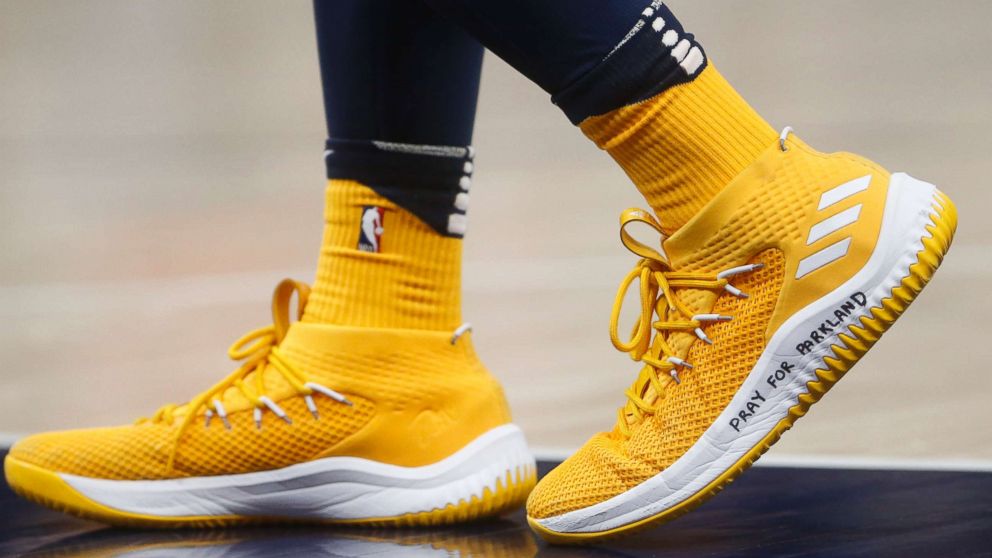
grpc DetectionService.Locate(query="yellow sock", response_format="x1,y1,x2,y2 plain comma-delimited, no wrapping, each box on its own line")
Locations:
303,179,462,331
580,65,777,235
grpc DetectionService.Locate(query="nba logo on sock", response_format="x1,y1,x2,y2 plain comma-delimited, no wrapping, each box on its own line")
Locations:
358,206,385,253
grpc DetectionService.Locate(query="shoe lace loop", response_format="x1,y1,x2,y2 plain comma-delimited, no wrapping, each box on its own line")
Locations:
609,209,760,437
145,279,351,470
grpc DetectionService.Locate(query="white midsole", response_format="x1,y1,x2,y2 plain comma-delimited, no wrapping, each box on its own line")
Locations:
62,423,535,519
538,173,941,534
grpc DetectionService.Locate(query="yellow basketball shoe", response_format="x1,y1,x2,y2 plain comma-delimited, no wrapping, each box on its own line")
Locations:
527,132,957,543
4,280,535,526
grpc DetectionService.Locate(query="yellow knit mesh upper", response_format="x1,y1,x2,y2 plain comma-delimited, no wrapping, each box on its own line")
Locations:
10,318,512,479
9,317,513,479
635,250,784,470
173,395,376,477
528,249,784,518
10,396,376,481
10,423,175,480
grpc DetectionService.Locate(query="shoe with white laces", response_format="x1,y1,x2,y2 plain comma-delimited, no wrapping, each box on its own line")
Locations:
5,279,536,527
527,131,957,543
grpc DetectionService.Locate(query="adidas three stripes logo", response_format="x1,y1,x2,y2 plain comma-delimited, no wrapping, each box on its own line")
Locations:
796,175,872,279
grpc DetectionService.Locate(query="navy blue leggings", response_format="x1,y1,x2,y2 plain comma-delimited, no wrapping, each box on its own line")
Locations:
420,0,649,97
315,1,701,236
315,0,688,140
314,0,484,146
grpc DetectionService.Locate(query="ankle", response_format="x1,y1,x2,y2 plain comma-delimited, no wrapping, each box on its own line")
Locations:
303,179,464,331
582,65,777,235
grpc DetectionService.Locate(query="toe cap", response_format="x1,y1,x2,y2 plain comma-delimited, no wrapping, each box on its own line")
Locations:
527,432,656,519
8,424,173,480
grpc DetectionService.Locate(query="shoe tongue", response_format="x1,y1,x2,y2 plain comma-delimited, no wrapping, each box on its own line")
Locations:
168,360,293,421
153,282,312,423
661,218,721,271
227,362,293,409
216,280,309,411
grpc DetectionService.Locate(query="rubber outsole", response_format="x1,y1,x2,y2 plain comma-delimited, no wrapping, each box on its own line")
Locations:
4,453,536,529
529,189,958,544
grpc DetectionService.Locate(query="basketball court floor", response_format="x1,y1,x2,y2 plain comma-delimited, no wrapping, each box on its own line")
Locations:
2,450,990,557
2,1,991,555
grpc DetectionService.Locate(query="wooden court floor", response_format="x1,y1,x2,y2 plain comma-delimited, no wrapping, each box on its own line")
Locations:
2,448,990,557
1,0,991,465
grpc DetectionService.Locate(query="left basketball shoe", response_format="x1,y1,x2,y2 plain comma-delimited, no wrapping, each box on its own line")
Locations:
5,181,536,527
527,132,957,543
4,279,535,526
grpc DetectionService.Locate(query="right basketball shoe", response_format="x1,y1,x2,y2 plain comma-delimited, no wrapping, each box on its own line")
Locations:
527,131,957,543
5,180,536,527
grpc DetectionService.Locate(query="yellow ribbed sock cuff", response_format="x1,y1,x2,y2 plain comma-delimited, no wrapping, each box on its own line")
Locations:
580,65,777,235
303,180,462,331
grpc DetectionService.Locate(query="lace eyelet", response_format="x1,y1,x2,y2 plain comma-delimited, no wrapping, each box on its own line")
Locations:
779,126,794,152
304,394,320,420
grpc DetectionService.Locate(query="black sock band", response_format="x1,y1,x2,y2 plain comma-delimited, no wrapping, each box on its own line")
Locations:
325,139,474,238
552,3,707,124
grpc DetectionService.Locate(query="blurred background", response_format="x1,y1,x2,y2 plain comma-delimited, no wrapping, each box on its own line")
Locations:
1,0,990,461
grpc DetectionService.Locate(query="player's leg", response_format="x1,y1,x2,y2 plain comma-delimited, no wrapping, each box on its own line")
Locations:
309,0,480,326
3,0,535,527
421,0,775,233
421,0,957,542
315,0,481,147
